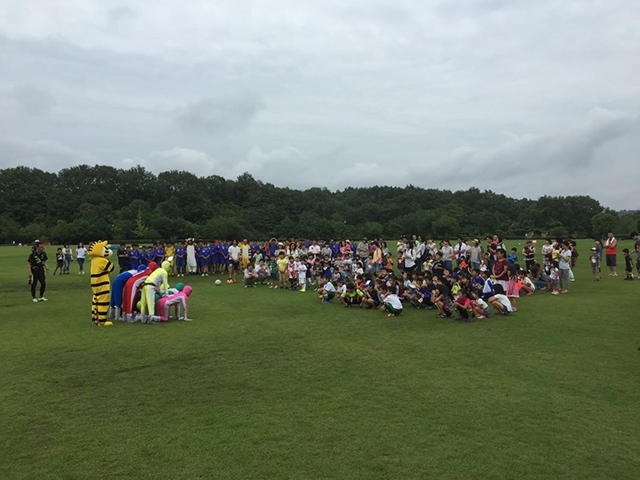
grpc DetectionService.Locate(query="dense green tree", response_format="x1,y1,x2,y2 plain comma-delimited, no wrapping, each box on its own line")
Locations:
591,213,619,237
0,164,627,243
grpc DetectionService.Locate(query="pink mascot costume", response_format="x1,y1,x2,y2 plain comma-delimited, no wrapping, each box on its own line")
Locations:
156,285,193,322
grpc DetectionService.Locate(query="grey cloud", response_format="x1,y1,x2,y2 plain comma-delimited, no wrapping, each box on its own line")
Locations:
0,1,639,209
174,95,265,135
13,85,54,115
107,6,136,24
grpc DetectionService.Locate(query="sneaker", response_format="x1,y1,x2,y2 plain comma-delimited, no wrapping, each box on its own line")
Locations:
300,289,306,293
32,298,38,303
476,315,486,319
551,291,559,295
38,297,48,302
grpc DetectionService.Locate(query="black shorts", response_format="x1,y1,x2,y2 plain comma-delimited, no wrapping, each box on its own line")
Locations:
230,260,240,269
606,254,616,267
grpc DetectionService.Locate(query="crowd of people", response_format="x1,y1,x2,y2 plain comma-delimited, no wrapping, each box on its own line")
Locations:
27,233,640,314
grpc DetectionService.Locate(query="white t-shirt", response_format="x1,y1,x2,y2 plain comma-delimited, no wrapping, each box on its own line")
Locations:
228,245,240,261
298,264,307,279
454,243,468,258
441,245,453,261
494,294,513,312
520,277,534,289
309,245,321,255
475,298,489,310
337,284,347,294
403,249,416,268
76,247,86,259
244,268,256,279
559,249,572,270
324,281,335,293
384,294,403,310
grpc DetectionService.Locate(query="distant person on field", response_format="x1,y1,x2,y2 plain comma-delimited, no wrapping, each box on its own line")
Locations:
62,243,72,274
589,247,601,281
632,232,640,276
76,242,87,274
623,249,634,280
53,247,64,275
604,232,618,276
28,243,49,302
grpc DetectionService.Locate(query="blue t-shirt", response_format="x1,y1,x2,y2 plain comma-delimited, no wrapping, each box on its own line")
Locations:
175,247,186,264
128,249,140,268
154,248,165,263
507,253,518,266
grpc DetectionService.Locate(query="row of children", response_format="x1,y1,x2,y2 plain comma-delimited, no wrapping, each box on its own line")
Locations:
314,264,526,321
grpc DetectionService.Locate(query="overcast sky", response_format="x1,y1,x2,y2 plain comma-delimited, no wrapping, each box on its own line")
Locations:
1,1,639,209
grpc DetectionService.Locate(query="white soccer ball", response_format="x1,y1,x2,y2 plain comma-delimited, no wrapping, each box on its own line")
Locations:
215,279,222,285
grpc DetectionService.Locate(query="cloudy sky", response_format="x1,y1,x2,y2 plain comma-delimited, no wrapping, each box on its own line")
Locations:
1,1,639,208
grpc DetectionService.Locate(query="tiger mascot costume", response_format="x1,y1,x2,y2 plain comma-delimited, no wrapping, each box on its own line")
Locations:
88,240,115,326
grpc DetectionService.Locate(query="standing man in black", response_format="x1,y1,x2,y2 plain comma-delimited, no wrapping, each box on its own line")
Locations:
117,243,129,273
28,243,49,302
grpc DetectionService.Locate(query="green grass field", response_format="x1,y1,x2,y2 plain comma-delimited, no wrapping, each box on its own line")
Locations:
1,239,639,479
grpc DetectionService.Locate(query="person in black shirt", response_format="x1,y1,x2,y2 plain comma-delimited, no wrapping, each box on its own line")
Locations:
117,243,129,273
28,244,49,302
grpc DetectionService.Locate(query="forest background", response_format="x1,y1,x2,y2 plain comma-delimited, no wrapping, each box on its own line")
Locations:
1,165,637,244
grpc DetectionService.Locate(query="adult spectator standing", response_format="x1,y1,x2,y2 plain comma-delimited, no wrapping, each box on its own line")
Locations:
402,241,417,274
62,243,73,274
632,232,640,276
492,248,509,291
558,241,572,293
228,239,241,283
28,243,49,302
441,240,454,272
453,237,468,268
309,239,321,256
604,232,618,276
357,238,369,263
76,242,87,274
117,243,128,273
469,239,483,271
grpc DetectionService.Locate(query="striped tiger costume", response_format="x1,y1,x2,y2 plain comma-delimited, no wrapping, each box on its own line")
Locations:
88,240,115,326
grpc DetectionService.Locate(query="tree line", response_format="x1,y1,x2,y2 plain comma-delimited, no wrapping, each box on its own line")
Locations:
0,165,637,244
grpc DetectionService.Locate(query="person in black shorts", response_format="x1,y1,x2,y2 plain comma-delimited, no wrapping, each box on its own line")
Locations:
28,244,49,302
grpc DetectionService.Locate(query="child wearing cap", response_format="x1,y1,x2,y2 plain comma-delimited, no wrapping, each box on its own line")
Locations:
360,280,381,309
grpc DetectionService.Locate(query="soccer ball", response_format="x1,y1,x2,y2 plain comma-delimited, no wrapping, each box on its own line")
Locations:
215,279,222,285
226,279,234,284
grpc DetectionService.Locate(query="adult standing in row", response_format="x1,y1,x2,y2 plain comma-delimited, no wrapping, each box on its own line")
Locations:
453,237,468,268
28,243,49,302
558,241,572,293
604,232,618,276
468,239,483,271
441,240,453,272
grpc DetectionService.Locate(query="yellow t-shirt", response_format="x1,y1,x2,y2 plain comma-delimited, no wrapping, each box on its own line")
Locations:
277,257,289,273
